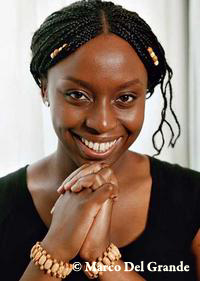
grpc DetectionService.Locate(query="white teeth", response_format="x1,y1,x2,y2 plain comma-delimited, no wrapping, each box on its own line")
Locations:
80,137,118,152
93,143,99,151
110,140,116,147
105,142,110,150
100,143,105,152
89,141,93,149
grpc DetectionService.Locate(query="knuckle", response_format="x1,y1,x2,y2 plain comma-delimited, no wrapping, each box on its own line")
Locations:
73,175,91,190
111,176,118,187
103,167,113,178
111,181,118,191
93,163,102,173
100,168,116,184
93,174,105,189
101,183,112,192
108,183,114,191
106,167,113,174
94,173,102,182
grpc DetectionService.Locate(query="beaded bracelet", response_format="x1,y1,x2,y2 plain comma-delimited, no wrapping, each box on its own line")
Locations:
30,242,73,279
83,243,121,279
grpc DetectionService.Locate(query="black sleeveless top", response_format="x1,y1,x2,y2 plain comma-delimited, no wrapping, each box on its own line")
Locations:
0,157,199,281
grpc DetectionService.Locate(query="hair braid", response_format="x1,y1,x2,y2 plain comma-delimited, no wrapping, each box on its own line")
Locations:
30,0,181,155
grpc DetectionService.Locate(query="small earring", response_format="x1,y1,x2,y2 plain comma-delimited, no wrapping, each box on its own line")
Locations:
44,99,50,107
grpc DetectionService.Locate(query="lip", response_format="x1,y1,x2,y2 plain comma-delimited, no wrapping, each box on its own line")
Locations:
71,132,121,143
72,133,122,160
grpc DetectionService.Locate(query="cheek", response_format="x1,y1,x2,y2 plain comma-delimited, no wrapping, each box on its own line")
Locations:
119,100,145,134
50,100,85,132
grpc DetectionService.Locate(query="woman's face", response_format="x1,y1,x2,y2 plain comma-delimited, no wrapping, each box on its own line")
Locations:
45,34,148,166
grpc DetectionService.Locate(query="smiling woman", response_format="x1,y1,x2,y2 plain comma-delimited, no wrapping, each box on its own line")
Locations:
0,1,199,281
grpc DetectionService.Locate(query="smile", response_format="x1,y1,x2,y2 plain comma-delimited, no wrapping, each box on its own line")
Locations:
72,132,122,159
81,137,117,153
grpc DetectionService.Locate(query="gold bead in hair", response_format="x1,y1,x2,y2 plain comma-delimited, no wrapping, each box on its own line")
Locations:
50,43,68,59
147,47,159,66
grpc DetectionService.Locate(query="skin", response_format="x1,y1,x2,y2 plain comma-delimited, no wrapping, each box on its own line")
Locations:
47,34,147,167
24,34,200,280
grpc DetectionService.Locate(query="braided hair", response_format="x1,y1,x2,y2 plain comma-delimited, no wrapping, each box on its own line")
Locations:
30,0,181,156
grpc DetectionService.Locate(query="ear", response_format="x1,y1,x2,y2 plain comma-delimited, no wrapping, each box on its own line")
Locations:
41,78,49,106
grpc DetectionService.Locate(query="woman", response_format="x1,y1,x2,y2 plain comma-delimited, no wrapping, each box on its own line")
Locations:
0,0,199,280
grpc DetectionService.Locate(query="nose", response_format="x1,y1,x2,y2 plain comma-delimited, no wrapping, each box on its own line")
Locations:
85,100,117,134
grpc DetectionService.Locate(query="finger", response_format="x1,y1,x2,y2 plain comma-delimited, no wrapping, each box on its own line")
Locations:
89,183,114,205
91,173,107,191
98,167,118,186
57,163,89,193
98,167,119,200
70,167,118,199
63,163,103,192
71,173,106,192
92,198,113,229
98,166,113,181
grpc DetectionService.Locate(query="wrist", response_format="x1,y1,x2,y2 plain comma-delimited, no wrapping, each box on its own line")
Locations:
81,241,111,262
41,235,72,262
30,241,73,279
82,243,121,279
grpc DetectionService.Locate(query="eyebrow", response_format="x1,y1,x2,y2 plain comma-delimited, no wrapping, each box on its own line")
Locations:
64,76,144,92
65,76,94,92
115,79,144,91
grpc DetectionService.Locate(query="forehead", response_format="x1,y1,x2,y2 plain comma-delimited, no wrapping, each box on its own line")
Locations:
48,34,147,86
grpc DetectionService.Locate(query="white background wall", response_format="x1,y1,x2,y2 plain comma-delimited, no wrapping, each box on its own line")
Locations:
0,0,199,177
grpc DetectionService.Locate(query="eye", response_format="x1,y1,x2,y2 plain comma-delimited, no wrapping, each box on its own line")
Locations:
65,90,89,101
116,94,136,104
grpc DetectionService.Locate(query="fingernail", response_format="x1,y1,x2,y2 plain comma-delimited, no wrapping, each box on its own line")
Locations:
71,184,80,192
64,182,74,191
64,178,78,190
64,182,71,190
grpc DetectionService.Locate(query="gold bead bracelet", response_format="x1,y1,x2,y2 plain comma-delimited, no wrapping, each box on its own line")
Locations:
83,243,121,279
30,242,73,279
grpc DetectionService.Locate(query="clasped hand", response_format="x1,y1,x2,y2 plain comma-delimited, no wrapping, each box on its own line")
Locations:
44,162,119,262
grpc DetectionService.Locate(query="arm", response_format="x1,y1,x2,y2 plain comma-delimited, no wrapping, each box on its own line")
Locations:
98,259,146,281
191,229,200,281
19,163,116,281
20,261,61,281
76,168,146,280
20,232,71,281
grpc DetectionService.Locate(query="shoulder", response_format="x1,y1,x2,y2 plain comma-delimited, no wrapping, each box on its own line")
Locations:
151,157,200,203
151,157,200,234
151,156,200,187
0,165,28,192
0,166,28,223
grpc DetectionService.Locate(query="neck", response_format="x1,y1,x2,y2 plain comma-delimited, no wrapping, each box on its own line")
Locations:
47,141,136,185
48,141,78,183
